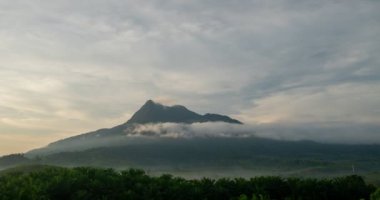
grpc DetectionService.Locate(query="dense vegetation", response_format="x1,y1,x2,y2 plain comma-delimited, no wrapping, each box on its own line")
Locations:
0,166,377,200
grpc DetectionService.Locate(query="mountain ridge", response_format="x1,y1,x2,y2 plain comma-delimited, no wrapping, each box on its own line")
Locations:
127,100,242,124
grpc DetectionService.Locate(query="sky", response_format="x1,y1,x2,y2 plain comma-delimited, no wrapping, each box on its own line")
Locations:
0,0,379,155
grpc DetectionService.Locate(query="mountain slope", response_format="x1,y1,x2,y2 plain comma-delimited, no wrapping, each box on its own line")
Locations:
25,137,380,177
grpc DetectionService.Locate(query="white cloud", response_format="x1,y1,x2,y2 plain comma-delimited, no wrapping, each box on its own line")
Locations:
129,122,253,138
128,121,380,145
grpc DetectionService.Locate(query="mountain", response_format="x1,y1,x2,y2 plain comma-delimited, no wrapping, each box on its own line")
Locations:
4,100,380,177
26,100,242,156
127,100,242,124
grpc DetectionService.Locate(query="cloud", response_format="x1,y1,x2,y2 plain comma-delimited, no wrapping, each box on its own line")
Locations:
237,82,380,124
128,122,253,138
0,0,379,154
128,121,380,145
253,122,380,144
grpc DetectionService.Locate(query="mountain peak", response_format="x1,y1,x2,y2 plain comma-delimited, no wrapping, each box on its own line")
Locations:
142,99,162,108
127,100,242,124
144,99,156,105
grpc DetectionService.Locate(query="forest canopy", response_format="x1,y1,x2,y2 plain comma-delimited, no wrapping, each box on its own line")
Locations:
0,166,377,200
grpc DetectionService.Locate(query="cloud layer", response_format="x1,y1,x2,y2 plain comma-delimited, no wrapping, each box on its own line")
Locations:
129,122,253,138
0,0,379,154
128,122,380,144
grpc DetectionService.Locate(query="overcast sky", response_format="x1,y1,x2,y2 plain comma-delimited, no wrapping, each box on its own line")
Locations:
0,0,379,155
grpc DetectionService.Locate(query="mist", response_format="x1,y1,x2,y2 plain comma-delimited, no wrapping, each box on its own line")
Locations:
129,122,380,144
253,122,380,144
26,121,380,158
128,122,253,138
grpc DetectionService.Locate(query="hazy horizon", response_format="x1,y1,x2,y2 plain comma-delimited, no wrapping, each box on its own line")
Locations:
0,0,379,155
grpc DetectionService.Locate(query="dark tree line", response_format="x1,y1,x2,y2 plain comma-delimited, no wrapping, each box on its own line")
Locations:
0,166,377,200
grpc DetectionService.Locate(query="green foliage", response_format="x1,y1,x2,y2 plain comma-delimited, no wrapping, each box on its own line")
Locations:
371,188,380,200
0,166,376,200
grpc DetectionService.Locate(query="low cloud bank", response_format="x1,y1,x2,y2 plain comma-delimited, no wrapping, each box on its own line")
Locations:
127,122,380,144
253,122,380,144
128,122,253,138
27,121,380,157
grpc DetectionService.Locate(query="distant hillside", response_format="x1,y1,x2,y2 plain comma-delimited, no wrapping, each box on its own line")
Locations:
27,137,380,176
3,137,380,178
0,154,31,169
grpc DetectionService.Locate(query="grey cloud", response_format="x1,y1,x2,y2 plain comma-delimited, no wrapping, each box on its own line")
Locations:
254,122,380,145
129,122,254,138
0,0,379,154
128,122,380,144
